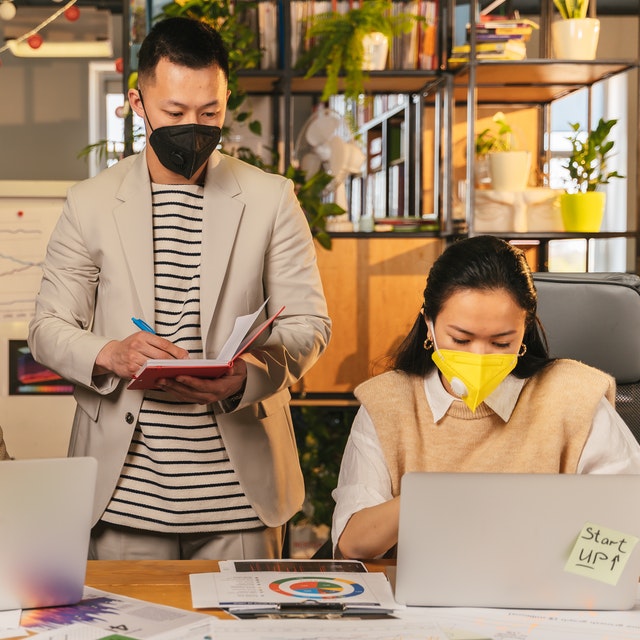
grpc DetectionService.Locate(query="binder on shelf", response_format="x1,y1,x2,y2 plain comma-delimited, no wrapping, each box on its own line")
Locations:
259,0,280,69
419,0,439,70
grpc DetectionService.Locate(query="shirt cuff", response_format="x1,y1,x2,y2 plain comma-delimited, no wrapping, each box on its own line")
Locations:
217,385,245,413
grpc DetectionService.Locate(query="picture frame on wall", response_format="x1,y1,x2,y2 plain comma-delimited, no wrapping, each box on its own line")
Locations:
8,340,74,395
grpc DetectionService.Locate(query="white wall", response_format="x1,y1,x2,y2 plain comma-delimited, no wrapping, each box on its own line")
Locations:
0,14,123,181
0,326,75,459
0,181,76,459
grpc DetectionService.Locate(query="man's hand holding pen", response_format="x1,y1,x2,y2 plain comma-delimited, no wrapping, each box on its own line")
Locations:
93,319,189,380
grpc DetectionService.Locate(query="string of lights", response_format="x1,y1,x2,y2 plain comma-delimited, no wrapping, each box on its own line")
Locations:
0,0,81,57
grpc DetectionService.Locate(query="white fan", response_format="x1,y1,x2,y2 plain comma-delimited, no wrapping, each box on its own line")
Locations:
294,107,365,212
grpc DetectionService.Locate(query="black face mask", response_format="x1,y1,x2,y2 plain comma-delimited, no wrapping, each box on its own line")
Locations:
138,91,222,180
148,123,221,180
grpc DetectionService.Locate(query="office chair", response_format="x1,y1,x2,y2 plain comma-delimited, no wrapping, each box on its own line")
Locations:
533,272,640,444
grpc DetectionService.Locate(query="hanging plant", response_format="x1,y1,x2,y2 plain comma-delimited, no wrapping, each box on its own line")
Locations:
296,0,422,102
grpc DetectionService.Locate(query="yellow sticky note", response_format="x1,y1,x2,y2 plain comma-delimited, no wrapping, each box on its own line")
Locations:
564,522,639,586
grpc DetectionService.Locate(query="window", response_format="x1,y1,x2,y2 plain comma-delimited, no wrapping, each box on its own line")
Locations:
88,62,145,178
546,73,629,272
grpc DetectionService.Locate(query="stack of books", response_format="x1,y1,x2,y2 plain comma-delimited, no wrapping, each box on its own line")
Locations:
449,16,538,65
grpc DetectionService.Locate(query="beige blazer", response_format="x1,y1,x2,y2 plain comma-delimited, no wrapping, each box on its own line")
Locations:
28,150,331,527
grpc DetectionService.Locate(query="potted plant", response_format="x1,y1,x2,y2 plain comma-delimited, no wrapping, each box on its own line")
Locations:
284,165,346,250
551,0,600,60
560,117,624,232
474,112,531,191
288,405,356,557
295,0,421,102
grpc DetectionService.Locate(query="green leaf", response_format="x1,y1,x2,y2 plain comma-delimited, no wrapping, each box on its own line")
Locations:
563,118,624,193
248,120,262,136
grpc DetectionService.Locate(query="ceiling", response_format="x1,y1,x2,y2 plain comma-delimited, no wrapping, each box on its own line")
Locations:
9,0,640,18
13,0,124,14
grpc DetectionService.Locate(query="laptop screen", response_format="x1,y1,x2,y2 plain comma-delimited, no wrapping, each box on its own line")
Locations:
0,457,97,610
395,472,640,610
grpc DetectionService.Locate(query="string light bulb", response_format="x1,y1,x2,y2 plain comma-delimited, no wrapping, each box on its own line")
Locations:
27,34,43,49
0,1,16,21
64,5,80,21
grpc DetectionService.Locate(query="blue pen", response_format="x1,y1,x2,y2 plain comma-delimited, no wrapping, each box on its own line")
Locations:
131,317,156,334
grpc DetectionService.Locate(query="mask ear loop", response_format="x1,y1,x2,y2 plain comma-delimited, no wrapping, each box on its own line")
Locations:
136,90,156,133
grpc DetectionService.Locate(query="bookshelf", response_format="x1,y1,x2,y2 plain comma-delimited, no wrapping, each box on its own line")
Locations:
238,2,637,264
437,1,639,274
231,1,442,176
225,0,638,395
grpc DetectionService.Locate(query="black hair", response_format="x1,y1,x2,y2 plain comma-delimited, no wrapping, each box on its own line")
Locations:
392,235,553,378
137,17,229,87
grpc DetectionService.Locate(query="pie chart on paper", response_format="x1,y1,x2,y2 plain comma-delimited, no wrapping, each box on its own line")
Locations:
269,576,365,599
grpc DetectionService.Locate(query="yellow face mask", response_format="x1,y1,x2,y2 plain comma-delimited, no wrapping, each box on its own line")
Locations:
427,321,518,412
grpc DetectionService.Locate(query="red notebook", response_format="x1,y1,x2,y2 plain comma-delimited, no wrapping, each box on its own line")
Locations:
127,303,284,391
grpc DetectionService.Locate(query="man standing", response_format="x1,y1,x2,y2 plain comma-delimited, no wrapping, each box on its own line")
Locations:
28,17,330,560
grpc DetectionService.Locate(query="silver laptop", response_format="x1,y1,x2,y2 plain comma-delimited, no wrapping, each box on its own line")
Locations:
0,457,97,610
395,472,640,610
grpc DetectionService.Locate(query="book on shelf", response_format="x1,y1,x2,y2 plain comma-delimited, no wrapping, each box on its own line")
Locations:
236,0,279,70
468,17,539,41
388,162,405,218
451,14,536,64
448,38,527,64
290,0,440,72
393,0,440,71
258,0,279,70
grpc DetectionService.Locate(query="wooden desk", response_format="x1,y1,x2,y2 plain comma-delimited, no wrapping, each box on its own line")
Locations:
85,560,221,615
84,560,392,614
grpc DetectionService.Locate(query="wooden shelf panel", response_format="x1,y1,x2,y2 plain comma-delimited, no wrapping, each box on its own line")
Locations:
238,70,441,95
290,71,440,95
452,59,638,104
237,60,637,102
237,72,280,94
475,231,639,240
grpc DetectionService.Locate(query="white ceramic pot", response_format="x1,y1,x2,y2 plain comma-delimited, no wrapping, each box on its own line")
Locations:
487,150,531,192
551,18,600,60
362,31,389,70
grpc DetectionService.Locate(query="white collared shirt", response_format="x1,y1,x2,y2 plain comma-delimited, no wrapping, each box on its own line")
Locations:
331,369,640,550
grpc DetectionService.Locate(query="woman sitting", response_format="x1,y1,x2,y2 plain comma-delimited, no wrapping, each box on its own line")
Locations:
332,235,640,560
0,426,10,460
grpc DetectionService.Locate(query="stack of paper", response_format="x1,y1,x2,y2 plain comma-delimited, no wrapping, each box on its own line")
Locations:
189,566,397,620
449,16,538,65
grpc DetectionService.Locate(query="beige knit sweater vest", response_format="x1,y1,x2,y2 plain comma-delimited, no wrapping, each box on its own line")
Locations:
355,359,616,497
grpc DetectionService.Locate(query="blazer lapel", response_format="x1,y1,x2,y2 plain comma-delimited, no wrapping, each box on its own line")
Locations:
200,153,245,351
113,152,156,324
